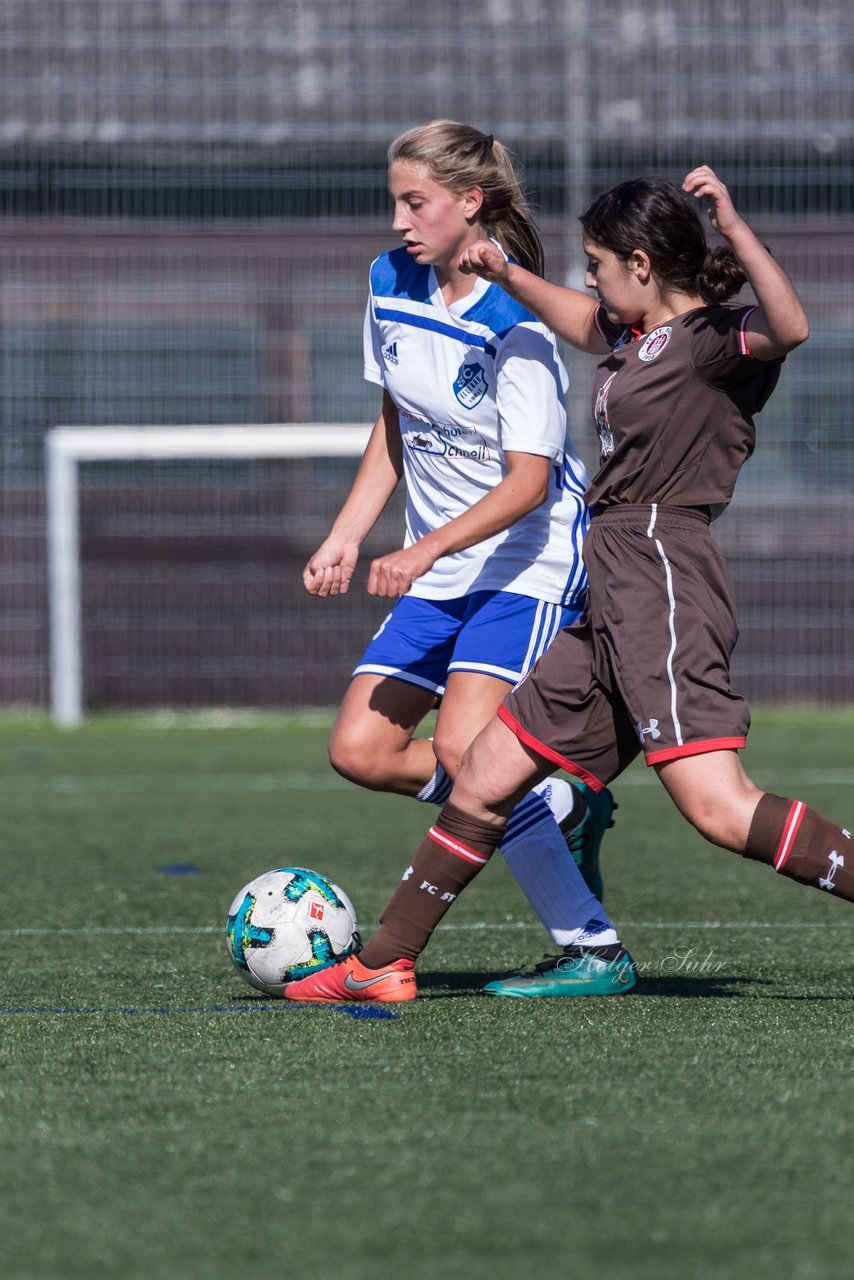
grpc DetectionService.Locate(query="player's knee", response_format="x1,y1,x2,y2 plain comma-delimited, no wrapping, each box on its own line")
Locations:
431,726,465,780
328,721,418,791
452,718,542,818
328,728,384,788
451,744,508,816
684,802,723,845
327,739,366,786
681,794,747,851
448,755,485,815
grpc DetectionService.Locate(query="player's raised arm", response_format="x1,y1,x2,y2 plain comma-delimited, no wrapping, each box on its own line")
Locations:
683,165,809,361
458,240,608,354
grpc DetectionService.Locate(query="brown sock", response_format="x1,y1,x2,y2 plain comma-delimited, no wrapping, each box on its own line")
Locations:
359,802,505,967
744,793,854,898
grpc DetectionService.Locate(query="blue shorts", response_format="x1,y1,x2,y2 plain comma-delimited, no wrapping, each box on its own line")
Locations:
353,590,583,697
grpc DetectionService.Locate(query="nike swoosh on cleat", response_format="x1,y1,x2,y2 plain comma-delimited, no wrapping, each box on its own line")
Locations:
343,970,402,992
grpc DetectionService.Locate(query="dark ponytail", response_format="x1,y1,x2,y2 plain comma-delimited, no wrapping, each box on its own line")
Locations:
697,246,748,303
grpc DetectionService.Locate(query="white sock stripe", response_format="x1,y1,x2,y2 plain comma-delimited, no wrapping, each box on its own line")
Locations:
774,801,805,871
432,774,454,804
427,826,490,866
416,765,453,804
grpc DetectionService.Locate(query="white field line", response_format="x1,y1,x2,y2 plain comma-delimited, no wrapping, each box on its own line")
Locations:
0,768,851,794
3,919,854,938
0,772,351,794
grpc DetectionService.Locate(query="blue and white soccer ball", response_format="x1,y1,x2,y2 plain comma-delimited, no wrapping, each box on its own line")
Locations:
226,867,359,996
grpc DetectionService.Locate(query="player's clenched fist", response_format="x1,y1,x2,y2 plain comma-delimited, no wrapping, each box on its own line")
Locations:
303,536,359,597
367,543,437,598
458,239,510,284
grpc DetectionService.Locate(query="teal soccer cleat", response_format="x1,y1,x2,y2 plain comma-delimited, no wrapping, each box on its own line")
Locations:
483,946,637,998
560,784,616,902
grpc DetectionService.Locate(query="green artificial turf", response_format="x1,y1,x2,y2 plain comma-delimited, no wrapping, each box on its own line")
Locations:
0,707,852,1279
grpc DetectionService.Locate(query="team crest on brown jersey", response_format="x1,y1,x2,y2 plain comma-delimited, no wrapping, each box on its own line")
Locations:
638,326,672,363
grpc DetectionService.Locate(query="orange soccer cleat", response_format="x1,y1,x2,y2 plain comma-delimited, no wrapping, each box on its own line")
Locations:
282,953,417,1003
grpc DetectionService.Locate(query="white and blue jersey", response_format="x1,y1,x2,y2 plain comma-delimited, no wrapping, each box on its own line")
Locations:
363,243,590,608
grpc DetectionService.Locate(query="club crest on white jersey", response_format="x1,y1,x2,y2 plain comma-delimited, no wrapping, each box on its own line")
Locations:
453,358,489,408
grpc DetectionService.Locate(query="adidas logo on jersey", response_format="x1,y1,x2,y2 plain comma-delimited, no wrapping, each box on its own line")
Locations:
383,341,399,365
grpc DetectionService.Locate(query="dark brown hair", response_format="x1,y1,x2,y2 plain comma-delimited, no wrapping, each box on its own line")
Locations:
581,177,747,303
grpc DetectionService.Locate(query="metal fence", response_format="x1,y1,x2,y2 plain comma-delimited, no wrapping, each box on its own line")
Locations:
1,0,852,710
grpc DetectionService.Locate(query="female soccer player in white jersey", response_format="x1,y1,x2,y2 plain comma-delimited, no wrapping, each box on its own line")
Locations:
302,120,634,998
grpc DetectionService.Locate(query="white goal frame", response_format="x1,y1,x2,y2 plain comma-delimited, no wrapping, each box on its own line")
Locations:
45,424,372,727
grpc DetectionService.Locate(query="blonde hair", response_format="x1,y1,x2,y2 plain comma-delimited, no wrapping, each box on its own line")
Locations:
388,119,545,277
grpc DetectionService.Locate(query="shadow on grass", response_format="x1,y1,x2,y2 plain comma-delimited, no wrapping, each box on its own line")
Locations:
417,969,854,1000
629,972,766,998
417,970,762,999
418,970,494,996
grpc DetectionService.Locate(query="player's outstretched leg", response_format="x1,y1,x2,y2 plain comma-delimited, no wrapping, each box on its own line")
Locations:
660,755,854,903
283,801,496,1003
416,767,632,995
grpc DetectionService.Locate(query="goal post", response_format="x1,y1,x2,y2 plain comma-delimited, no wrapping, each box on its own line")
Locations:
45,424,372,727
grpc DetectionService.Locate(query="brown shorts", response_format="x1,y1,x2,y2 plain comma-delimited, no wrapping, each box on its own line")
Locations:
500,505,750,788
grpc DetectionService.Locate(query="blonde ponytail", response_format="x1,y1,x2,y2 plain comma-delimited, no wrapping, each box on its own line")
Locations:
388,120,544,276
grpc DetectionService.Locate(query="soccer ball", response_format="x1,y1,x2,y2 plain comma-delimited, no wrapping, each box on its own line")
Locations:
226,866,359,996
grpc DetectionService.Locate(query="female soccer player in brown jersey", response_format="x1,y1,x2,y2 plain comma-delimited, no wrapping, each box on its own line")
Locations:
284,166,851,1004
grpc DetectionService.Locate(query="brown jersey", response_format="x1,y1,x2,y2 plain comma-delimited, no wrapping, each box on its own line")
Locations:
586,304,783,513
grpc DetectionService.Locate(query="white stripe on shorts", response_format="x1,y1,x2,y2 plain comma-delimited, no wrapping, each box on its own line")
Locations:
646,517,684,747
521,600,564,675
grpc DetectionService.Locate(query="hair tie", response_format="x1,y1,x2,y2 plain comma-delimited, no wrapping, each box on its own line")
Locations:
483,133,494,151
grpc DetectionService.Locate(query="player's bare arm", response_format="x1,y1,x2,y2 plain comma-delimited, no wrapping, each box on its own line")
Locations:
683,165,809,361
458,241,607,354
366,450,552,598
303,392,403,597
